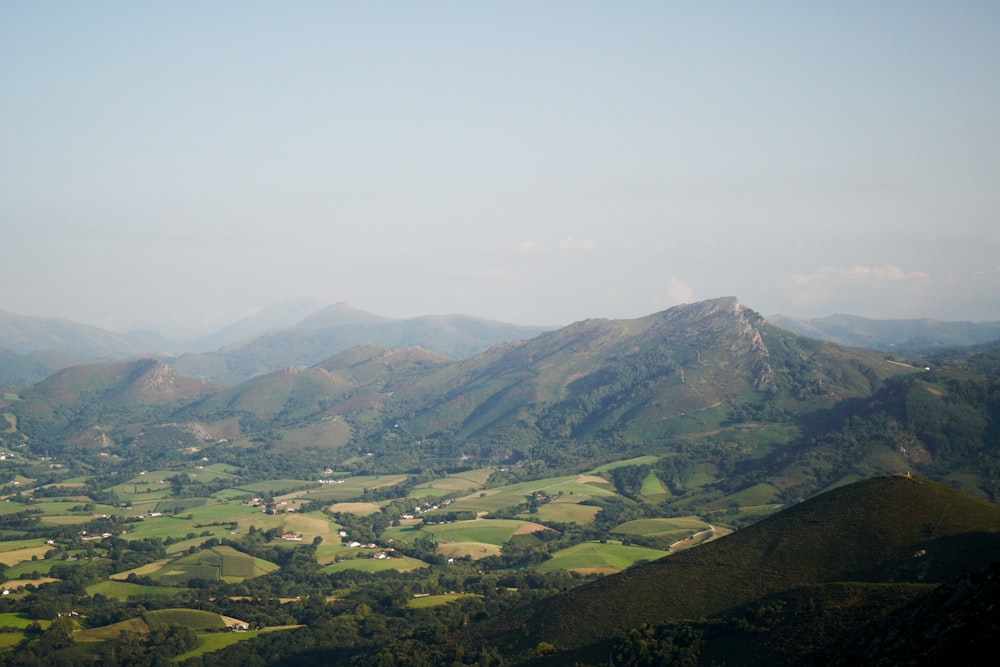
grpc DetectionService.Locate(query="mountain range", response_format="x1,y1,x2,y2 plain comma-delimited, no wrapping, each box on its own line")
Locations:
4,301,1000,389
5,296,999,506
1,297,999,664
0,303,550,386
770,312,1000,352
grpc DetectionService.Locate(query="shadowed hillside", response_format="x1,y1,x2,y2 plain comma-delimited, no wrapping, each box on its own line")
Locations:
484,476,1000,661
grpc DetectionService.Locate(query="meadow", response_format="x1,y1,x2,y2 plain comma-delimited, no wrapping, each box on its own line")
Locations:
536,541,669,574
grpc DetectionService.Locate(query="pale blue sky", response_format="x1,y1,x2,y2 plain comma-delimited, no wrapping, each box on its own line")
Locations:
3,2,999,336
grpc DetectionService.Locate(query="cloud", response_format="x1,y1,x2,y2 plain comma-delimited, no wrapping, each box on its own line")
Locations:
665,277,695,304
790,264,931,287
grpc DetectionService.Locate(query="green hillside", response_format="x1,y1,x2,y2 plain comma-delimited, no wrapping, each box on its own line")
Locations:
488,476,1000,660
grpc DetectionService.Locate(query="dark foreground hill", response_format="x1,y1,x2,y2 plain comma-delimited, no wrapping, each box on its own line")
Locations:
475,476,1000,664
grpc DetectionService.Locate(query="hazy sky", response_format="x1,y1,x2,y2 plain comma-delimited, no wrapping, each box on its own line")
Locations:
3,2,999,337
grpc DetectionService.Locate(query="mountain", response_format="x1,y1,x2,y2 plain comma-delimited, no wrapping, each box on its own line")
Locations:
476,475,1000,663
9,359,218,455
339,297,915,470
9,297,1000,504
182,299,326,353
770,313,1000,353
168,304,551,384
0,310,160,385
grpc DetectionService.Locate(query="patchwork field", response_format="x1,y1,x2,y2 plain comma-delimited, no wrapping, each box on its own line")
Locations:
447,475,617,514
409,468,494,497
0,542,54,567
268,475,409,505
112,546,278,586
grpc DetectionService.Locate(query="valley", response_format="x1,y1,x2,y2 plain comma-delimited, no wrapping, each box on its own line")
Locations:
0,298,997,665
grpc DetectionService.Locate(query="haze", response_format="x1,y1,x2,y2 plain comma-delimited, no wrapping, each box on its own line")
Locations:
3,2,999,338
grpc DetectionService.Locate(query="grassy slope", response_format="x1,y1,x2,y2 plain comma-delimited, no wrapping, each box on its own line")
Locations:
495,476,1000,655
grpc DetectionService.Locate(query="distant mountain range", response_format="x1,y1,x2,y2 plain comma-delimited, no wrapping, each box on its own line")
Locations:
0,303,551,386
8,296,999,505
769,312,1000,352
4,302,1000,387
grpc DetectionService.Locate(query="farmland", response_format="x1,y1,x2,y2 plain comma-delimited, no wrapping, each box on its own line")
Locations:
0,441,822,664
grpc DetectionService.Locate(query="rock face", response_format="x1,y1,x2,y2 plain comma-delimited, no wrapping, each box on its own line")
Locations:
125,360,213,405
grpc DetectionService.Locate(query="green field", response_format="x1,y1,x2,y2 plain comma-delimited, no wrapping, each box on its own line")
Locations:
0,613,49,629
275,475,409,504
172,626,302,662
612,517,711,539
164,526,238,554
587,456,660,473
447,475,617,514
143,546,278,585
639,469,669,497
319,555,427,574
145,608,228,631
0,545,54,567
386,518,548,548
6,553,93,578
409,468,493,497
408,593,480,608
153,497,209,513
75,617,149,641
0,538,48,553
537,541,668,574
526,497,602,524
237,479,321,495
85,580,182,601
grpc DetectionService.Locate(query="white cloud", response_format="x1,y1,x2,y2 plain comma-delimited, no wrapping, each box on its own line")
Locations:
665,277,695,304
790,264,931,287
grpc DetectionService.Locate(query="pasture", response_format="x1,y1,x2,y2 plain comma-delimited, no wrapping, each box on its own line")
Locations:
536,541,668,574
276,475,409,503
327,502,382,515
524,497,601,524
409,468,493,497
612,517,712,541
385,518,549,549
139,546,278,585
238,479,321,495
0,544,54,567
85,580,183,601
75,617,149,641
435,541,501,560
319,555,427,574
172,626,302,662
587,456,660,473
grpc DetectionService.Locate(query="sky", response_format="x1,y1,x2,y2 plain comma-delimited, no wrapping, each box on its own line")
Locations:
3,2,999,338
